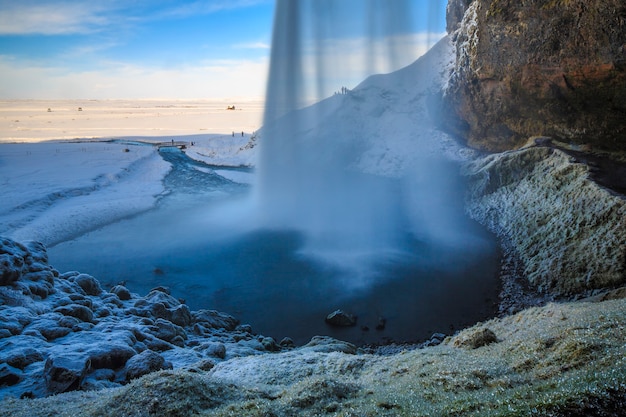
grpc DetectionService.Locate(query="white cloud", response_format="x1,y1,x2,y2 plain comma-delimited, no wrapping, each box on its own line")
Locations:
0,29,444,100
233,41,271,50
0,0,272,36
0,55,268,99
0,1,119,35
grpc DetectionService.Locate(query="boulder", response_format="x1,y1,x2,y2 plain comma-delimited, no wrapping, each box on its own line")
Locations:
88,343,137,370
2,347,44,370
132,290,193,327
72,274,102,296
279,337,295,348
35,325,72,342
443,0,626,152
0,253,24,285
325,310,357,327
148,318,187,346
0,306,35,335
261,337,280,352
192,358,216,372
453,327,498,349
192,310,239,331
200,342,226,359
23,275,55,299
142,289,180,308
110,285,132,301
302,336,357,354
0,364,22,387
0,238,28,286
125,350,171,381
54,304,94,323
22,240,49,265
169,304,192,327
43,353,90,394
143,335,175,352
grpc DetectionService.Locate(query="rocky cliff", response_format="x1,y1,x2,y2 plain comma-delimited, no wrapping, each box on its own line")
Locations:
443,0,626,151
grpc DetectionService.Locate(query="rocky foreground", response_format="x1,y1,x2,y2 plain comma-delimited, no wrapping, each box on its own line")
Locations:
1,139,626,415
0,236,292,400
2,0,626,413
1,232,625,416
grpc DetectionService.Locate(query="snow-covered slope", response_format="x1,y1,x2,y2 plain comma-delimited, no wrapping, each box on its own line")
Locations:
265,35,462,179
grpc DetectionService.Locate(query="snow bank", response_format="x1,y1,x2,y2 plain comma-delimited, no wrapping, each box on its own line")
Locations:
0,142,170,246
183,133,258,167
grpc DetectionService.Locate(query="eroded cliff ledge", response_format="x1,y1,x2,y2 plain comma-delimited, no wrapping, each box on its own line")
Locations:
464,144,626,298
443,0,626,152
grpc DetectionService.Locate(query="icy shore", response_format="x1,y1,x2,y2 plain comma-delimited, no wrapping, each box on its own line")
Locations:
0,132,257,247
0,141,171,247
1,233,625,415
0,235,294,399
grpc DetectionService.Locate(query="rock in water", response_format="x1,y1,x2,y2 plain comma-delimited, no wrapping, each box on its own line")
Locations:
325,310,357,327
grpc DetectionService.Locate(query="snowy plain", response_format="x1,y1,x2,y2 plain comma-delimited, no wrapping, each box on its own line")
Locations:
0,101,261,247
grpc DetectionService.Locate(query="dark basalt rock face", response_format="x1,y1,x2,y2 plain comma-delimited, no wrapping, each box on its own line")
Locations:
443,0,626,152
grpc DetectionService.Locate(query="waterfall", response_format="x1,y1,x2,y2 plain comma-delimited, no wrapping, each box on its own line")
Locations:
256,0,443,262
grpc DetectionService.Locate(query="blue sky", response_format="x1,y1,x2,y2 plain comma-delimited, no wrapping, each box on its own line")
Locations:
0,0,446,100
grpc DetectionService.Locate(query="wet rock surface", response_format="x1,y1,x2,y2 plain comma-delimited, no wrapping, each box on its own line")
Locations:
324,310,357,327
442,0,626,152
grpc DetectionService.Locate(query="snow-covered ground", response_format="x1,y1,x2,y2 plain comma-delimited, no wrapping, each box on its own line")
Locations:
0,133,257,247
0,99,263,143
0,141,168,246
1,36,464,251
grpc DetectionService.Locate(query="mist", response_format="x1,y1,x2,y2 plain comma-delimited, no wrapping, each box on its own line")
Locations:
255,0,475,268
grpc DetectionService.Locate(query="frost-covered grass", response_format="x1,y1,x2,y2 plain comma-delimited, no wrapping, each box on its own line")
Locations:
464,145,626,295
2,296,625,416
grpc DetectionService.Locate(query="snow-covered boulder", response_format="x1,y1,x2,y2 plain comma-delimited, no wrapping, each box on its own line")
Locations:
0,236,291,400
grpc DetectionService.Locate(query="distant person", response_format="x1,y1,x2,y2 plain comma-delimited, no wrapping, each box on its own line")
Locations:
241,131,244,137
171,139,174,144
232,131,234,137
